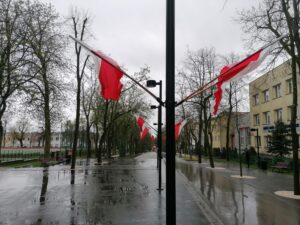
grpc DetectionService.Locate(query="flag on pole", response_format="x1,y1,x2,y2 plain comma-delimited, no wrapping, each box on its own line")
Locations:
141,127,149,140
92,50,123,100
175,119,188,141
211,35,287,115
134,115,146,132
151,135,155,142
134,115,149,140
213,47,272,115
69,36,124,100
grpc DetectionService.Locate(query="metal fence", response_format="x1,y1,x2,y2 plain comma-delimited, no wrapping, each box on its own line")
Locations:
0,148,62,163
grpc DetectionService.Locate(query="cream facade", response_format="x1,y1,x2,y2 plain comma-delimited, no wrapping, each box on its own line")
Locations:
249,60,299,153
212,112,250,150
3,132,61,148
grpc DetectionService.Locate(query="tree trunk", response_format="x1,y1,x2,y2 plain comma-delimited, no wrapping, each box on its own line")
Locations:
95,124,101,163
86,121,91,158
204,107,214,168
208,119,215,168
97,100,109,163
71,78,81,169
198,107,203,163
0,120,3,161
226,83,233,161
43,72,51,160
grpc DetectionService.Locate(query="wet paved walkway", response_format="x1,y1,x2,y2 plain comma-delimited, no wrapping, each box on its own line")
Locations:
0,152,213,225
176,157,300,225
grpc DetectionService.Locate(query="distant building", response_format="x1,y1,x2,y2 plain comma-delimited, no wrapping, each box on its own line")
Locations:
3,132,61,148
249,60,298,153
212,112,250,150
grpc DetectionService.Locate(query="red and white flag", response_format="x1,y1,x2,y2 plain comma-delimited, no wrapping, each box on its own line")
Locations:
134,115,146,132
213,34,289,114
92,50,123,100
151,135,155,142
134,115,149,140
140,127,149,140
175,119,188,141
69,36,123,100
213,46,272,115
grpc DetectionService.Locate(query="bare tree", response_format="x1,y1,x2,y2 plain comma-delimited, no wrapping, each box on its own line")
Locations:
177,48,218,167
11,119,30,147
219,53,241,161
91,66,151,163
21,1,67,160
238,0,300,195
70,10,90,169
81,65,97,158
0,0,33,152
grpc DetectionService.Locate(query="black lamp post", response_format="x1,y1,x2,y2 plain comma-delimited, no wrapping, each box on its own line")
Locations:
165,0,175,223
147,80,163,191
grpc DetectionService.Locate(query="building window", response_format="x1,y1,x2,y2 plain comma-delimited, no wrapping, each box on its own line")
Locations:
253,94,259,105
273,83,281,98
287,105,298,120
274,108,283,122
263,89,269,102
254,136,261,147
263,111,271,124
240,130,245,145
264,136,271,148
56,137,59,141
288,106,293,121
286,79,292,94
254,114,260,125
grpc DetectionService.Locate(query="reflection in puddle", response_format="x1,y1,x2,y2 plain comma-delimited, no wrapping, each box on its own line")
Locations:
176,161,300,225
39,167,49,205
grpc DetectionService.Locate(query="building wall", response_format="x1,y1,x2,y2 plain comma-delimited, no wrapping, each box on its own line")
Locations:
212,112,250,150
249,60,299,153
235,113,251,150
3,132,62,148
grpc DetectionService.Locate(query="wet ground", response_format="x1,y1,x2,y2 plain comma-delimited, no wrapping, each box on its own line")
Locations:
1,152,300,225
176,158,300,225
0,152,212,225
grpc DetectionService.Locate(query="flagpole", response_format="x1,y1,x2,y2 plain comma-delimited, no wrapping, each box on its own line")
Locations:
175,34,289,107
69,36,162,104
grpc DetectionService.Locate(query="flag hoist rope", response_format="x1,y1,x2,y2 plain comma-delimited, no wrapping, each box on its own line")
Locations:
69,36,162,105
175,34,289,107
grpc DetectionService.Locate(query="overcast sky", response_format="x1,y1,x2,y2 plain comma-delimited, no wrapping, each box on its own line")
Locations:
37,0,261,125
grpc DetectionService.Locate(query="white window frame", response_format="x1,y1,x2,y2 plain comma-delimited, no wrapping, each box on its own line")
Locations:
263,89,269,102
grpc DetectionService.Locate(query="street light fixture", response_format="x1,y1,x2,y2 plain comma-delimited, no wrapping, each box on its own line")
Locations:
146,80,158,88
147,80,163,191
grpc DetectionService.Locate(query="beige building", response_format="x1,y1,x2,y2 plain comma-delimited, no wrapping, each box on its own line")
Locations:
249,60,298,153
212,112,250,150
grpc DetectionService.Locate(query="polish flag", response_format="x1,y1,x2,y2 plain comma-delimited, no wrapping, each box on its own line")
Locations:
68,36,124,100
151,135,155,142
92,50,123,100
213,46,272,115
175,119,188,141
134,115,146,132
141,127,149,140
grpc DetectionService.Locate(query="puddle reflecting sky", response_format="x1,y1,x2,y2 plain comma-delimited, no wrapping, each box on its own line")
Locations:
176,160,300,225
